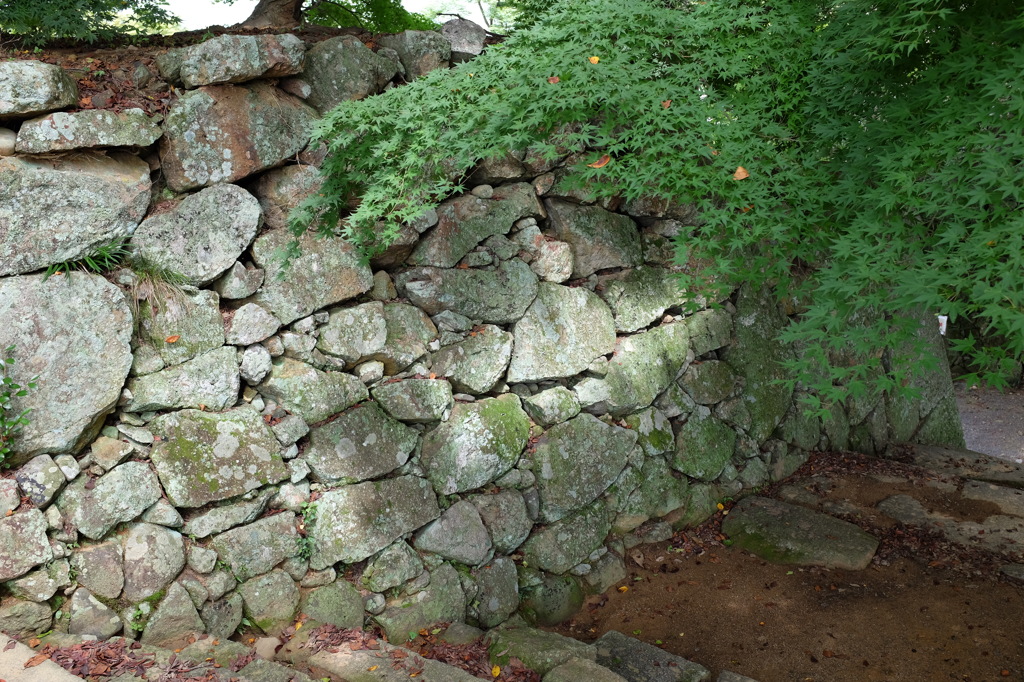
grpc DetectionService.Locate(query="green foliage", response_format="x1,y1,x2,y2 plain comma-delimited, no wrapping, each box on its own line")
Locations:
295,0,1024,405
0,0,178,45
304,0,436,32
0,346,36,468
296,501,318,561
44,239,132,281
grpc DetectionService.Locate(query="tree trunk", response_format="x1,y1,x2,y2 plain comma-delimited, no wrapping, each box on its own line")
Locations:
236,0,304,28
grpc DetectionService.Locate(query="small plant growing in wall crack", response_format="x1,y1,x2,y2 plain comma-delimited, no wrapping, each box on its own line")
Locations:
1,345,36,467
296,502,318,561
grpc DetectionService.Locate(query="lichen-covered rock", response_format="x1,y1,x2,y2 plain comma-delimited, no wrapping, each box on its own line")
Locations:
421,394,530,495
594,630,710,682
316,302,387,366
374,563,466,643
15,455,65,507
0,152,150,277
0,598,51,639
56,461,162,540
7,559,70,602
371,379,453,423
224,303,281,346
67,588,122,639
507,283,616,383
397,259,539,323
251,164,323,230
378,30,451,80
362,541,424,593
178,33,305,88
310,476,440,568
303,402,418,484
258,357,368,423
573,322,690,416
622,407,674,457
213,261,265,300
521,500,611,575
597,266,688,333
301,579,364,630
686,308,734,357
238,570,300,635
15,108,161,153
248,228,373,325
212,512,298,581
302,35,401,112
545,658,627,682
533,414,636,523
182,490,274,539
441,18,486,62
122,523,185,603
0,60,77,119
473,557,518,628
679,359,737,405
544,199,642,278
485,625,595,674
414,500,492,565
160,82,317,192
70,541,123,600
522,387,581,427
469,490,533,555
672,412,737,481
125,346,239,412
368,303,438,375
149,407,288,508
408,183,542,267
134,289,224,371
201,594,244,640
430,325,513,394
616,458,691,533
721,286,794,443
142,582,206,647
131,184,263,286
0,510,51,581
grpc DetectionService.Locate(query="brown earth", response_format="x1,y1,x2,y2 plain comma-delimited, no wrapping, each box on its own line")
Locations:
552,450,1024,682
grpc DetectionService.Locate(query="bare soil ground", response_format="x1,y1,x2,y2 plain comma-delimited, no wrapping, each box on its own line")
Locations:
553,450,1024,682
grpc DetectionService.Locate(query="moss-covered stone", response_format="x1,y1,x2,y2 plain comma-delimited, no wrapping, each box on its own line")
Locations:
429,324,514,395
56,461,163,540
521,500,610,575
258,357,368,424
486,625,595,674
615,458,691,533
534,414,636,522
301,579,364,630
398,259,539,324
362,541,424,593
544,199,642,278
469,490,533,555
522,387,581,427
622,407,674,456
211,512,298,581
373,563,466,643
310,476,440,568
316,302,387,366
679,360,737,405
371,378,453,423
238,570,300,636
368,303,439,375
149,407,287,508
597,265,690,333
421,394,530,495
414,500,492,565
518,573,584,627
672,412,737,481
303,402,418,484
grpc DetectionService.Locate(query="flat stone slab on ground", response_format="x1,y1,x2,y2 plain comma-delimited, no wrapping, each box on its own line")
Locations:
309,640,480,681
593,630,710,682
0,634,84,682
721,496,879,571
910,445,1024,489
485,625,595,675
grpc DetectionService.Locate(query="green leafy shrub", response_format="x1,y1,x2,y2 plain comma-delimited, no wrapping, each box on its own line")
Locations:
0,0,178,45
1,346,36,467
293,0,1024,407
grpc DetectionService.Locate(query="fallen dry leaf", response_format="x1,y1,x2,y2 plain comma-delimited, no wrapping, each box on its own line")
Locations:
733,166,750,180
547,76,560,84
165,335,181,343
587,154,611,169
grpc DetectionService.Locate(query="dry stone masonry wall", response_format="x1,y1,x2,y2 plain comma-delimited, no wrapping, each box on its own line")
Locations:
0,23,965,646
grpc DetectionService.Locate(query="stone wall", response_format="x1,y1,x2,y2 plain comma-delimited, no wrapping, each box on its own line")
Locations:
0,24,964,645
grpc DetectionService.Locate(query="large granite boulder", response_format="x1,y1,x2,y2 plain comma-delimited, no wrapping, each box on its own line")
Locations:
441,18,487,62
258,357,368,423
0,152,150,277
397,259,539,324
248,228,373,325
533,414,636,522
413,500,492,565
212,512,298,581
377,30,451,80
0,510,51,581
421,394,530,495
596,266,688,333
507,282,616,383
0,274,133,463
408,183,542,267
148,407,288,508
0,60,77,119
429,325,514,394
303,402,418,483
544,199,642,278
15,108,162,153
309,476,440,568
178,33,305,88
371,378,453,423
122,523,185,602
125,346,239,412
573,322,690,416
373,563,466,643
302,35,401,112
521,499,611,575
160,82,317,192
672,411,737,481
130,184,262,286
56,461,163,540
141,582,206,647
316,301,387,366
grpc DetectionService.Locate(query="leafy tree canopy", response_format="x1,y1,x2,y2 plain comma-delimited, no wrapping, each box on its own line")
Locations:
293,0,1024,411
0,0,178,44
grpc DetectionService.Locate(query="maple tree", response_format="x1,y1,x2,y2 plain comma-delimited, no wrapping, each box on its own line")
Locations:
292,0,1024,405
0,0,177,44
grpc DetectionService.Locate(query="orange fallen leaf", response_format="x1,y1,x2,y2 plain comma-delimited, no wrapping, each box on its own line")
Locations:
165,335,181,343
492,664,501,677
23,653,49,668
547,76,560,84
587,154,611,169
740,205,754,213
589,56,600,64
662,99,671,108
618,586,629,593
428,373,436,379
368,666,379,672
733,166,750,180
